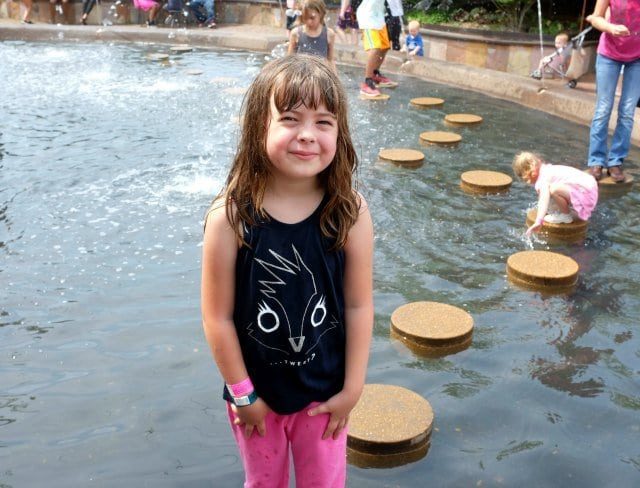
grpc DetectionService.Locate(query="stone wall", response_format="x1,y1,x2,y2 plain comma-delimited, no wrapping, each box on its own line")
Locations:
0,0,596,77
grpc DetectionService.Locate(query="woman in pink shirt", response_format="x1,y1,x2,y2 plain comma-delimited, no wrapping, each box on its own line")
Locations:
586,0,640,182
513,152,599,237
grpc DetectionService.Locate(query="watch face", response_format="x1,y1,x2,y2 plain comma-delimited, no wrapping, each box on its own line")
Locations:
235,396,250,406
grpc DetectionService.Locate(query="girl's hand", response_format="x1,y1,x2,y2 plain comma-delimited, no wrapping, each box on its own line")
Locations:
526,222,542,237
230,398,270,439
610,24,630,36
307,389,360,440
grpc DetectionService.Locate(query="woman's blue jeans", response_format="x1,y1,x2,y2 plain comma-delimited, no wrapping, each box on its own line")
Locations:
189,0,214,24
587,54,640,168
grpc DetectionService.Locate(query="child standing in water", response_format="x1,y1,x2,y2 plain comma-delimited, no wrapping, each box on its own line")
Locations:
201,55,374,487
513,152,598,237
288,0,337,71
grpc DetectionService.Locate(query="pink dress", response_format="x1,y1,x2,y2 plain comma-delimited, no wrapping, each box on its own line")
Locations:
535,164,599,220
133,0,158,11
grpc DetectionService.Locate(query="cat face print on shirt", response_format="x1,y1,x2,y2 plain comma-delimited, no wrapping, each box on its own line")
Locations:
247,244,338,367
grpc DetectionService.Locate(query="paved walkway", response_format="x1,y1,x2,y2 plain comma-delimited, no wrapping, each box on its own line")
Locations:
1,19,638,146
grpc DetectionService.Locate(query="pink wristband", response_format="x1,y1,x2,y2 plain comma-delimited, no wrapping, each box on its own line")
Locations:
227,378,254,397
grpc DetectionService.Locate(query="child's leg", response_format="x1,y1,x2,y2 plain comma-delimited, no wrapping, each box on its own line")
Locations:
549,183,572,214
289,402,347,488
227,403,290,488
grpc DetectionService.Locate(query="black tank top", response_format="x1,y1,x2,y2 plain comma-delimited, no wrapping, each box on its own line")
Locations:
296,25,329,59
229,196,346,414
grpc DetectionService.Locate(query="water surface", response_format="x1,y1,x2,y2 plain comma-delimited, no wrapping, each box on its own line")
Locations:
1,40,639,487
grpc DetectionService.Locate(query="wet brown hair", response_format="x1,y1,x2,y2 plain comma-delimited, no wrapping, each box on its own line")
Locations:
301,0,327,24
214,54,359,249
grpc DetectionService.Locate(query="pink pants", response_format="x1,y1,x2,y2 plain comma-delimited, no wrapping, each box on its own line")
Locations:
227,402,347,488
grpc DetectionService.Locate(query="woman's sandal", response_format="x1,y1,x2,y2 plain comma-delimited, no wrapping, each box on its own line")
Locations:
589,165,603,181
608,165,625,183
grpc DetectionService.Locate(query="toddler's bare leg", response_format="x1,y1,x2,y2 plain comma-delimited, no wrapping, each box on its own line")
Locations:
549,183,572,214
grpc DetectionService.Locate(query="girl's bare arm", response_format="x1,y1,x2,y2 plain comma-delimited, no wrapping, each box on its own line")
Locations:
327,28,338,73
287,28,299,55
201,205,269,437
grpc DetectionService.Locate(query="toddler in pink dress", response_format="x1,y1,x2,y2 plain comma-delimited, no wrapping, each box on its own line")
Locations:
513,151,598,237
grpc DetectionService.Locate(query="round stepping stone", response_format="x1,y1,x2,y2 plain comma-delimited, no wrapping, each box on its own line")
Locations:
223,86,248,95
210,76,237,84
525,208,587,242
147,53,169,61
583,169,634,195
507,250,579,293
376,79,398,88
460,170,512,195
410,97,444,108
347,384,433,468
419,131,461,146
170,45,193,53
445,113,483,126
390,301,473,357
185,69,203,76
359,93,390,101
378,148,425,168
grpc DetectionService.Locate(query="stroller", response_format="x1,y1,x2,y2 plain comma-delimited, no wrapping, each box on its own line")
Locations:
531,26,593,89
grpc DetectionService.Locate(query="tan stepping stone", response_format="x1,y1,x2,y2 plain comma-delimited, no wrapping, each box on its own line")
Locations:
410,97,444,108
507,250,579,293
378,148,425,168
348,384,433,468
210,76,238,84
223,86,248,95
185,69,203,76
147,53,169,61
359,93,390,101
525,209,587,243
390,301,473,357
419,131,461,146
376,79,398,88
461,170,512,195
170,45,193,53
583,169,634,195
445,113,483,126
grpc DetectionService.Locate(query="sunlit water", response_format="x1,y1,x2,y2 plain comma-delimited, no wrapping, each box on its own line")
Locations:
1,41,639,487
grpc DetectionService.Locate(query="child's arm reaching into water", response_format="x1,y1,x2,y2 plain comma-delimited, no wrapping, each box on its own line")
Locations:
201,203,270,439
526,184,551,237
307,195,374,439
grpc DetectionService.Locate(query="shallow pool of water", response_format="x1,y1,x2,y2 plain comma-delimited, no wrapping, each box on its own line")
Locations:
1,40,639,487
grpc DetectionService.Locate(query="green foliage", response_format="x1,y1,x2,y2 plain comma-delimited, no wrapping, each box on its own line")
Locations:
405,0,584,33
542,18,580,36
406,9,452,25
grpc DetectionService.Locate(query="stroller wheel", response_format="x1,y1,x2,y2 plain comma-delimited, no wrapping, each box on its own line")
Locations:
531,70,542,80
567,79,577,89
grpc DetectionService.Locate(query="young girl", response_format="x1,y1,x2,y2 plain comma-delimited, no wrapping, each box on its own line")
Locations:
287,0,337,72
513,151,598,237
201,55,373,487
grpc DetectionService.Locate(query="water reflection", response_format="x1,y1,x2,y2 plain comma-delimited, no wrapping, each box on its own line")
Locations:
529,272,625,398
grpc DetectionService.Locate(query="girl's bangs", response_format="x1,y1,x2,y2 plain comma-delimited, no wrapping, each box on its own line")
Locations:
271,69,338,114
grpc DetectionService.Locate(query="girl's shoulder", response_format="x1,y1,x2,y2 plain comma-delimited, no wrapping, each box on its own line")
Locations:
204,196,236,234
354,190,369,213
